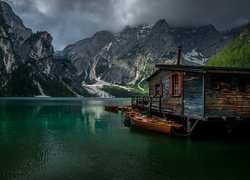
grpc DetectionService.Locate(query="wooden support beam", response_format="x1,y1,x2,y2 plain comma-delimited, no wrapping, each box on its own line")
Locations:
143,97,145,108
159,97,162,113
150,97,152,112
186,118,199,134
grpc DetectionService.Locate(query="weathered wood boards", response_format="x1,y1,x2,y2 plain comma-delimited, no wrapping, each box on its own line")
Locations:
205,74,250,118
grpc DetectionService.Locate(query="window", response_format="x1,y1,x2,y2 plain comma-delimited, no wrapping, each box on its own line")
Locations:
173,74,179,96
230,77,238,90
229,77,246,91
153,83,163,97
155,84,160,96
238,78,246,91
170,72,182,96
211,77,220,90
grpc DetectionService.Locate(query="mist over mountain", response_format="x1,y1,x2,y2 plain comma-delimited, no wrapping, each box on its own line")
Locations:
3,0,250,50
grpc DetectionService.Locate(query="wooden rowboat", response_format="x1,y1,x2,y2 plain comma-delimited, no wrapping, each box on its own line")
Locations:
130,114,183,134
122,109,141,126
123,110,141,120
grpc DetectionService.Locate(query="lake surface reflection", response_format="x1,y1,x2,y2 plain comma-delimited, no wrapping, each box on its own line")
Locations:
0,98,250,180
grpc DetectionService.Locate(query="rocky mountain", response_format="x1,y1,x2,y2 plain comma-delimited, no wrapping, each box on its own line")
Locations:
171,25,226,65
0,1,80,97
55,31,114,83
58,19,230,86
99,20,177,85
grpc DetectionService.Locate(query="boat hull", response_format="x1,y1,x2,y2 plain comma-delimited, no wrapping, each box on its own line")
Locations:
131,118,172,134
122,108,183,135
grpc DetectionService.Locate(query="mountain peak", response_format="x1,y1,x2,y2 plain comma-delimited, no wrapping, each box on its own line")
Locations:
151,19,170,35
0,1,32,33
92,30,114,39
154,19,169,28
199,24,217,31
0,0,32,54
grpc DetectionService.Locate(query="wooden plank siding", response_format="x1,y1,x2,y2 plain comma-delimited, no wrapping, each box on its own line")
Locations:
161,71,182,114
183,73,204,118
205,74,250,118
148,70,183,115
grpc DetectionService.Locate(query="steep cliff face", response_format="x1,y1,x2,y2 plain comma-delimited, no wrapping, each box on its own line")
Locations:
0,2,18,86
20,31,54,75
0,21,16,75
21,32,54,61
0,1,76,96
99,20,177,85
55,31,114,82
142,19,177,60
0,1,32,59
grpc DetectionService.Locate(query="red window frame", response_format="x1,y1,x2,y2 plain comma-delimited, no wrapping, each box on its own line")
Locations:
169,72,182,97
153,83,163,97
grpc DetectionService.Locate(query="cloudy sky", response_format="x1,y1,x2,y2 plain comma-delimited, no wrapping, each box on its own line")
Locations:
4,0,250,50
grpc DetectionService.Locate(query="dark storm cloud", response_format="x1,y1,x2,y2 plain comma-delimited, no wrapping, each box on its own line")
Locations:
3,0,250,50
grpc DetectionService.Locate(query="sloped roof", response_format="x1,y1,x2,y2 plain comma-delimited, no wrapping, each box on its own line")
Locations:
146,65,250,81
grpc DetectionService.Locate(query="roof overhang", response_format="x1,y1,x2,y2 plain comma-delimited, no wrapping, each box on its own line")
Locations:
146,64,250,81
156,64,250,74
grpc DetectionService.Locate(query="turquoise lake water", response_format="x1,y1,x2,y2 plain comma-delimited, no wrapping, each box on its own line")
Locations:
0,98,250,180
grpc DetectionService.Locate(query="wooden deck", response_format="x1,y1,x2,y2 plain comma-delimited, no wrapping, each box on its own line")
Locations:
132,96,162,112
132,96,202,120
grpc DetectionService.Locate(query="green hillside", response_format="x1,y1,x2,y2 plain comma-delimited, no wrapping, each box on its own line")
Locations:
206,24,250,67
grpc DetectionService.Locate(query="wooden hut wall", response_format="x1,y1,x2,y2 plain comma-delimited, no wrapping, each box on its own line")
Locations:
183,72,204,118
205,74,250,118
161,71,183,115
148,71,183,114
148,73,161,96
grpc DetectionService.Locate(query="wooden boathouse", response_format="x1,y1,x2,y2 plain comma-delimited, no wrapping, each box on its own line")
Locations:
132,65,250,134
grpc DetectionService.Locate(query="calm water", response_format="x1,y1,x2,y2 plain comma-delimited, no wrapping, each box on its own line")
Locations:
0,98,250,180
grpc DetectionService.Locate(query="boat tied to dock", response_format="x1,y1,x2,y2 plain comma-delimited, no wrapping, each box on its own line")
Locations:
122,107,183,135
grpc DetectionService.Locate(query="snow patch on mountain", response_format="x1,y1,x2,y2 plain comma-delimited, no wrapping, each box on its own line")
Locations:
83,77,136,97
107,42,113,51
183,49,208,65
33,80,46,96
138,78,146,91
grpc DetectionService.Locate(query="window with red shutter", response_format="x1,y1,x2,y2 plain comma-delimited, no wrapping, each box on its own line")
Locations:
153,84,156,96
170,72,183,97
169,74,173,96
178,72,183,96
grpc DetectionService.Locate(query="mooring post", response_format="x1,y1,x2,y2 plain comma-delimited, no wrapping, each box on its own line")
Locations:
187,118,191,133
150,97,152,112
159,97,161,113
186,118,199,135
142,96,144,109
